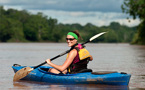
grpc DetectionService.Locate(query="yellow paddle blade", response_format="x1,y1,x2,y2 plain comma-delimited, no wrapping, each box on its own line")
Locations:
13,67,34,81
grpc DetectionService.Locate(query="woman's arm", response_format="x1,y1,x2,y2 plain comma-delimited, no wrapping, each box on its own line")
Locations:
46,49,77,72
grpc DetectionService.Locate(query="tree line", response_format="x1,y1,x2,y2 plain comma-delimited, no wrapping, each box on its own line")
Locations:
0,6,137,43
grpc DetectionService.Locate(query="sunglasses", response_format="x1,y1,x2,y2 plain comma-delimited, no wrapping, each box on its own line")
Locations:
66,38,75,41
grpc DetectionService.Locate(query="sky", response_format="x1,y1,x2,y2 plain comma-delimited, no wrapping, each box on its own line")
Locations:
0,0,140,27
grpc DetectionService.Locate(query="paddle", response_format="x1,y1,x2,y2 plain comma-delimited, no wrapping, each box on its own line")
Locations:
13,32,107,81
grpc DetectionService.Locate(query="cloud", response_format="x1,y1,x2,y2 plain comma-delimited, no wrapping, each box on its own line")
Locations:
29,9,139,27
0,0,140,27
0,0,123,12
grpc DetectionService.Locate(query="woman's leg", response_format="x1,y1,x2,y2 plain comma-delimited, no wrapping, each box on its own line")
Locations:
48,68,67,74
48,68,60,74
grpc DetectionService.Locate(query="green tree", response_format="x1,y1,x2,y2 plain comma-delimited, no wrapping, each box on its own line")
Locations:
24,13,50,41
0,6,26,42
121,0,145,44
104,29,118,43
7,19,25,42
0,17,11,42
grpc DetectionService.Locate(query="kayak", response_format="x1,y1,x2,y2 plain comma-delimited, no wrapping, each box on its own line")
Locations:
12,64,131,85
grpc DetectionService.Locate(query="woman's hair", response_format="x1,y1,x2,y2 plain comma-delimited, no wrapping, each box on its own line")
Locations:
72,30,82,40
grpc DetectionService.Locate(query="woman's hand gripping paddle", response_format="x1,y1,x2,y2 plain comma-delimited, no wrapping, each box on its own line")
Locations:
13,32,107,81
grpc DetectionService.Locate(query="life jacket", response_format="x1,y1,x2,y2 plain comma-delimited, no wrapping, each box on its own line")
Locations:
67,45,91,74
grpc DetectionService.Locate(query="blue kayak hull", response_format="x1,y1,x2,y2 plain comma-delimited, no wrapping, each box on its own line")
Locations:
12,65,131,85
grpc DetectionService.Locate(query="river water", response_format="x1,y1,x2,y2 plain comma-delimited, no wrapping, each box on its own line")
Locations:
0,43,145,90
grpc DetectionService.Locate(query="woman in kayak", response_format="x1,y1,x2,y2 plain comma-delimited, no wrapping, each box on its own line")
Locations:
46,30,93,74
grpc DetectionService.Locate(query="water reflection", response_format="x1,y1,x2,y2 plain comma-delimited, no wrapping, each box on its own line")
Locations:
13,81,129,90
13,82,31,89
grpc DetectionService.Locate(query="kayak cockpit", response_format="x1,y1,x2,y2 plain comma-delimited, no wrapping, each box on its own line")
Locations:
38,66,93,75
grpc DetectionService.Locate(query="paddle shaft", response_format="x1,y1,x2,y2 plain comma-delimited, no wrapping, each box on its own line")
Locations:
33,40,90,69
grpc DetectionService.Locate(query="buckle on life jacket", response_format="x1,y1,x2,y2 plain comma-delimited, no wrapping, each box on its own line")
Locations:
78,48,90,60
